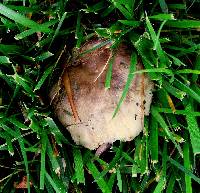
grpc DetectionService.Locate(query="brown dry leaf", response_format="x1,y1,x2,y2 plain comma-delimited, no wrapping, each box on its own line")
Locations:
50,39,154,150
14,176,32,189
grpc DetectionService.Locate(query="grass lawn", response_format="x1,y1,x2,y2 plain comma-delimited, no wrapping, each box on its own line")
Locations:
0,0,200,192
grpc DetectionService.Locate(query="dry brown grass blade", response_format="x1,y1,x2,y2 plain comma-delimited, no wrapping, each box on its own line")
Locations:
62,71,80,122
51,136,59,157
167,94,176,113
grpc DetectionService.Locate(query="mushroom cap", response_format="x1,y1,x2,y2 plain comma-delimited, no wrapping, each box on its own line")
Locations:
50,40,153,150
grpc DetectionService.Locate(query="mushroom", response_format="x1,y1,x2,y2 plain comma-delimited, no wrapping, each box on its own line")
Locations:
49,39,153,150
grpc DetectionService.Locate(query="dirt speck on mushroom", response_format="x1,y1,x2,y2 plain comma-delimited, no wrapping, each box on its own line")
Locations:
49,39,154,150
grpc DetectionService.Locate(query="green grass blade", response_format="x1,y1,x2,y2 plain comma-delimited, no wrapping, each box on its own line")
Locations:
165,45,196,56
102,4,115,17
112,52,137,118
0,56,11,64
151,106,183,156
0,44,23,55
133,137,143,175
153,20,167,51
163,80,186,100
35,35,53,48
111,0,132,19
158,0,168,13
136,136,148,174
99,146,122,179
75,11,83,48
117,169,122,192
45,171,65,193
140,174,150,191
6,5,37,13
183,133,192,193
35,51,54,62
86,160,111,193
166,174,176,193
167,54,186,67
46,138,60,174
16,127,30,193
173,78,200,103
131,33,162,81
34,65,54,91
105,52,115,89
185,100,200,155
15,19,58,40
13,74,35,98
0,4,52,32
152,107,200,116
140,59,162,81
149,14,174,20
169,158,200,184
80,39,112,56
40,130,48,190
7,116,28,130
144,122,149,173
168,4,186,10
72,148,85,184
162,142,167,176
153,176,166,193
108,173,116,191
150,116,158,163
192,54,200,82
176,69,200,75
118,20,141,27
0,122,19,138
1,132,14,155
145,14,169,68
166,20,200,28
49,12,67,48
131,68,173,75
45,117,69,145
83,1,106,13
